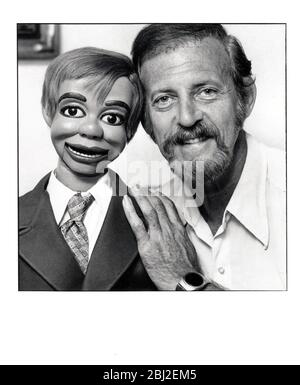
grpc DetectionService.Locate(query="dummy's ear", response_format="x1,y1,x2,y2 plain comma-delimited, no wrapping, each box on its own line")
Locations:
42,107,52,127
243,79,257,118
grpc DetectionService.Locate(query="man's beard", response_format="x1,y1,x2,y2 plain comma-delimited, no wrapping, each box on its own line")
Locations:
161,120,236,185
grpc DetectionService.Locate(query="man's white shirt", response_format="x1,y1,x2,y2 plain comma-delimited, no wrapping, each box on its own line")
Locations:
47,170,113,260
163,133,286,290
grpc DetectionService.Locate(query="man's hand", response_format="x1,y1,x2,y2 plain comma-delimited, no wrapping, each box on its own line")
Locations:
122,188,200,290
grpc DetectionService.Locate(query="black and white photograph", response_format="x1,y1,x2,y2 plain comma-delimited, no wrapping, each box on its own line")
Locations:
18,23,286,291
1,0,299,368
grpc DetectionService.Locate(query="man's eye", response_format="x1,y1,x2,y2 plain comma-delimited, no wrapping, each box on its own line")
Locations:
153,95,173,108
60,106,85,118
101,113,125,126
197,88,219,99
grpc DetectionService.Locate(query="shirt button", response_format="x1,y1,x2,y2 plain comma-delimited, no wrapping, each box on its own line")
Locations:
218,267,225,275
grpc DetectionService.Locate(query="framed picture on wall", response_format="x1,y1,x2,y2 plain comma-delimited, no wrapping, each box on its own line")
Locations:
17,23,60,60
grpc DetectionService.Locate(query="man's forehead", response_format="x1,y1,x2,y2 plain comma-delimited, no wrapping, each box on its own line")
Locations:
140,37,231,86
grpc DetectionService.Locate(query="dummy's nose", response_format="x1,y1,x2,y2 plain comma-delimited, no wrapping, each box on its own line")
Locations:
78,117,104,140
177,98,203,128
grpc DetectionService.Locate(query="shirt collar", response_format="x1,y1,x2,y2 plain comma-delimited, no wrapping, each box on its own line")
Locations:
225,133,269,248
162,133,269,248
46,169,113,225
47,171,75,225
87,169,112,207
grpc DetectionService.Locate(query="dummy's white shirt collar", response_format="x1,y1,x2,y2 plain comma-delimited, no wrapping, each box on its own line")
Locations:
47,170,112,226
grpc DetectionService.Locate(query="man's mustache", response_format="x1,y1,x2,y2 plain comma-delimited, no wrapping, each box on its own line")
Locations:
162,121,224,156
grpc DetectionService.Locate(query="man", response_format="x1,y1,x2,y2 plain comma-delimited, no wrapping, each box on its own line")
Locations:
122,24,286,290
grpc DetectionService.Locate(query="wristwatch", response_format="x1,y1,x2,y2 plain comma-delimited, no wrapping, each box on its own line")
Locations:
176,272,210,291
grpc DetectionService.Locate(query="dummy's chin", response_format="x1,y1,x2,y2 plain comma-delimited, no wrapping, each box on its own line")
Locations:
95,160,110,174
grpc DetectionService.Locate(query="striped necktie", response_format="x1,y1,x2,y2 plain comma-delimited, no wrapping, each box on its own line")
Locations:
60,193,94,274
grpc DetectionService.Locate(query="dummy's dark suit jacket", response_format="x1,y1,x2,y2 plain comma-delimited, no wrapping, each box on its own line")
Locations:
19,173,157,291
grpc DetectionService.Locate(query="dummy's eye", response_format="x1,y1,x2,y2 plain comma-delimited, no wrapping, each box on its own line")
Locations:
60,106,85,118
101,113,125,126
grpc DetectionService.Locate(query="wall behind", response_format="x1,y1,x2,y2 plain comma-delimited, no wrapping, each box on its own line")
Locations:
18,24,285,196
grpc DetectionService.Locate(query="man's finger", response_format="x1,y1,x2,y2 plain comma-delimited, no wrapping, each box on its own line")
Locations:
129,186,161,232
122,195,149,243
156,193,185,226
147,195,172,228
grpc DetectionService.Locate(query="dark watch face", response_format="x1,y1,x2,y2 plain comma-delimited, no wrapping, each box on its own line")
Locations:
185,272,204,287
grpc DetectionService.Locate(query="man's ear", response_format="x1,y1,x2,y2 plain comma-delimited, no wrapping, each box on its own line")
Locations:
244,80,257,118
42,107,52,127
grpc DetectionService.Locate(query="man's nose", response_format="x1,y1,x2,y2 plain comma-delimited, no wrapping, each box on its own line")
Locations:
177,98,203,128
78,116,104,140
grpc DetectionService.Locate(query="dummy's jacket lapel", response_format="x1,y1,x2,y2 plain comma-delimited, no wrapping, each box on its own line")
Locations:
82,179,139,290
19,174,84,290
19,173,147,291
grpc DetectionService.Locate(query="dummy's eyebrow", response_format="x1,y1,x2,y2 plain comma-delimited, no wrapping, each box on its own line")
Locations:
58,92,87,103
104,100,130,112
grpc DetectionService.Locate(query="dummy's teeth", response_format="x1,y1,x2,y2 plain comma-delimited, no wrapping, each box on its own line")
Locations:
68,146,100,158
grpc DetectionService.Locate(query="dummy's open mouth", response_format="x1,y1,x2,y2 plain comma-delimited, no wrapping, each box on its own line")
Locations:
65,143,109,162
